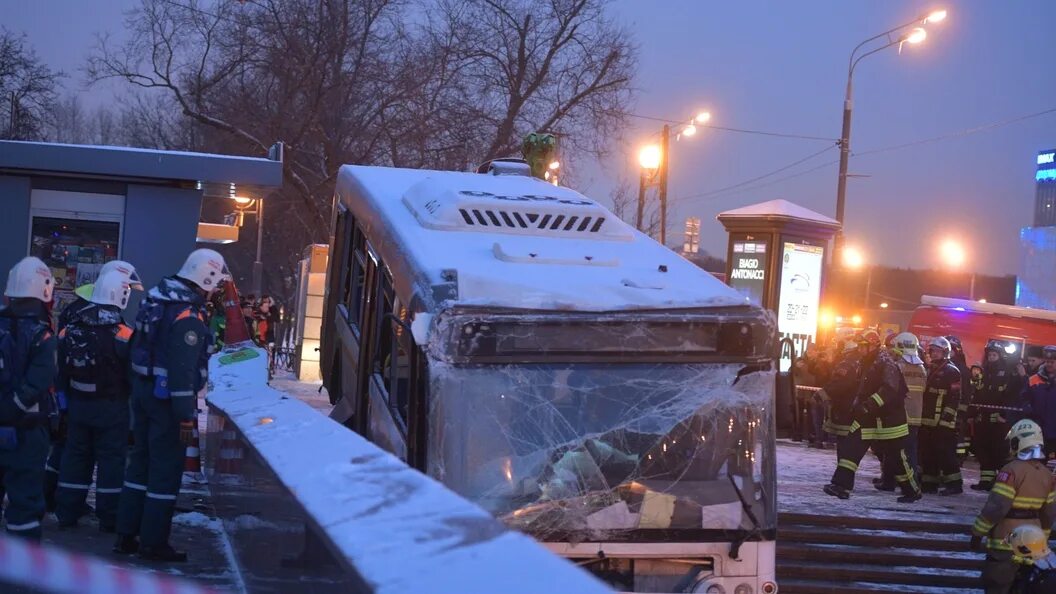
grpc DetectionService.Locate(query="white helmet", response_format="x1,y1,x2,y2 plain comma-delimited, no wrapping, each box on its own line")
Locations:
99,260,144,290
928,336,952,360
5,257,54,302
894,332,923,365
90,270,132,310
177,249,230,292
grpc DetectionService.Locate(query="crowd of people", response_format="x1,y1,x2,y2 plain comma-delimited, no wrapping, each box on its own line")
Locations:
796,329,1056,593
0,250,229,564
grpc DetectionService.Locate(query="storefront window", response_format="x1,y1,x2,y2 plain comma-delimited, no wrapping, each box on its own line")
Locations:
30,217,120,323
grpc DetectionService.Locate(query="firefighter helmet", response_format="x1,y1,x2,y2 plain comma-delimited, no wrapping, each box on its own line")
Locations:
89,270,132,310
1007,419,1045,456
985,339,1017,358
4,257,54,302
841,339,859,354
177,249,230,292
945,335,963,353
99,260,144,290
1043,345,1056,360
928,336,952,361
893,332,923,365
1006,524,1052,561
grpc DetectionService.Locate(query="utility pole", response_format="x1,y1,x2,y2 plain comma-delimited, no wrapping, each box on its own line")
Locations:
635,170,646,232
658,124,670,246
834,77,852,259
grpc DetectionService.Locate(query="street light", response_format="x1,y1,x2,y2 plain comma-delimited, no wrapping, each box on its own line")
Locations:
833,9,948,257
228,188,265,295
842,245,872,308
939,238,975,300
635,109,712,245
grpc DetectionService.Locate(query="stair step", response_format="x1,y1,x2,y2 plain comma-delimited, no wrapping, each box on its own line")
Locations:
779,526,971,551
777,577,976,594
777,561,978,589
779,511,971,533
776,542,983,570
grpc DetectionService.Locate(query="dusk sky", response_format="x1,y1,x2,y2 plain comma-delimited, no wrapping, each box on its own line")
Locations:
8,1,1056,275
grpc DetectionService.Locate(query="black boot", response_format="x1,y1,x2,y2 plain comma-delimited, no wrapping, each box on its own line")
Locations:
970,481,993,492
113,534,139,555
823,483,850,499
897,490,923,504
921,483,939,494
940,484,964,496
138,544,188,563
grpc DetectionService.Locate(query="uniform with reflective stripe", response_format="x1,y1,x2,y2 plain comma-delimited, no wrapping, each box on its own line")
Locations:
971,458,1056,555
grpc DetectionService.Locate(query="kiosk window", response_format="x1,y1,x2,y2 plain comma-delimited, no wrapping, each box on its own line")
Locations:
30,217,120,322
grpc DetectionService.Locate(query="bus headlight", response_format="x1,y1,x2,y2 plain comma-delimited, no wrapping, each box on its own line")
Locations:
734,584,753,594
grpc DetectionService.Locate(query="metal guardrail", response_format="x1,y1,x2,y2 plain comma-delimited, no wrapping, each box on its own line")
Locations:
204,344,614,594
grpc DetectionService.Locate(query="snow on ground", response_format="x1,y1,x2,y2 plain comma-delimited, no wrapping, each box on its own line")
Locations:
269,370,332,415
777,438,988,521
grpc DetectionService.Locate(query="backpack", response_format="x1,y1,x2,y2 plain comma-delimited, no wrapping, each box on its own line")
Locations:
62,323,123,397
0,317,25,396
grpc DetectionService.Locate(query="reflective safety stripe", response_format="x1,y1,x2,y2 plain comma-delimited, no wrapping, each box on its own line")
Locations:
838,459,859,472
70,380,97,392
123,481,147,491
943,472,963,482
146,492,177,501
870,393,884,407
13,394,34,413
57,482,90,490
6,521,41,532
170,390,195,397
131,364,168,377
95,487,122,494
992,483,1017,499
973,517,993,534
45,465,58,474
116,325,133,342
981,470,997,479
861,424,910,440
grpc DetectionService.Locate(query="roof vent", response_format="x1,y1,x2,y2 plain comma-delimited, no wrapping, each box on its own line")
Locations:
403,175,634,241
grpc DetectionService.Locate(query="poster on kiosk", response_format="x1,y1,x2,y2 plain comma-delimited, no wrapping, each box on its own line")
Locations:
777,241,824,371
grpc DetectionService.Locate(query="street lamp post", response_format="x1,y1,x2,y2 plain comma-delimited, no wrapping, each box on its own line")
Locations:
636,112,710,245
834,9,947,257
940,238,974,300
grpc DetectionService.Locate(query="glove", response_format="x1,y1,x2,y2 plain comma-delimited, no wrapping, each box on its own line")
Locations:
969,535,983,552
179,421,196,447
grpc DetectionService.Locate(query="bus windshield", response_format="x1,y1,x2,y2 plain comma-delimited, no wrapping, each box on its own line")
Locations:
427,361,776,542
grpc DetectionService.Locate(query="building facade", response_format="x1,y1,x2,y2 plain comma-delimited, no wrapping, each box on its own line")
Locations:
1017,149,1056,309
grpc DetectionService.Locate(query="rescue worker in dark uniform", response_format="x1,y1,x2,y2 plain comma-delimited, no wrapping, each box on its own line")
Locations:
1023,345,1056,459
0,257,58,540
970,419,1056,594
947,336,973,461
1006,524,1056,594
114,249,227,561
819,338,862,454
973,340,1025,491
919,337,964,495
46,260,142,513
825,330,922,503
876,333,926,491
55,270,134,532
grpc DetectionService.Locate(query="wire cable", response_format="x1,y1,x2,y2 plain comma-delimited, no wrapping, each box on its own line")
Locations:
609,109,837,142
673,144,838,204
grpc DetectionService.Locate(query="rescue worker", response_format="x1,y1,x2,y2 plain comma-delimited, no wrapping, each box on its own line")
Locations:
970,419,1056,594
1021,346,1045,379
818,339,862,457
46,260,142,513
114,249,227,561
973,340,1025,490
824,330,922,503
54,270,134,532
1006,524,1056,594
947,336,974,461
1023,345,1056,459
0,257,58,540
876,332,926,491
919,337,964,495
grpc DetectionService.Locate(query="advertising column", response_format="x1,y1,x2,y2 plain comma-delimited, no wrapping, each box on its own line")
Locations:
727,237,770,307
777,241,825,370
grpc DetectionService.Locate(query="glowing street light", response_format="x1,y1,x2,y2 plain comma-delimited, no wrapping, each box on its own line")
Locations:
940,239,967,268
924,9,947,24
638,145,662,171
548,161,560,170
682,124,697,137
842,246,865,269
695,111,711,124
880,302,889,309
904,27,927,44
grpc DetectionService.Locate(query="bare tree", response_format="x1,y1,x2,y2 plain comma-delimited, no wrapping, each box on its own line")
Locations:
0,28,63,140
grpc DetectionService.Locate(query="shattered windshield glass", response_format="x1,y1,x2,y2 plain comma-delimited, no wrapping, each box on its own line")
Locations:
427,361,775,542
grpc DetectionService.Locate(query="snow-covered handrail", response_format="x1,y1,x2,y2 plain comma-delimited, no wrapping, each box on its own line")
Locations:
205,344,612,594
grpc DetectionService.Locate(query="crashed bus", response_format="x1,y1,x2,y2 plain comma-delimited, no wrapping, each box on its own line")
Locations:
319,161,777,593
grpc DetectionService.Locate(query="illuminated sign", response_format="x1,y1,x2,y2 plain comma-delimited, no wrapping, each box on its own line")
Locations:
1039,152,1055,166
1038,169,1056,182
777,242,824,371
728,240,769,306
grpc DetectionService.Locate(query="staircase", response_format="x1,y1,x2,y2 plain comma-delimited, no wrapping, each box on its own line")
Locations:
776,511,981,593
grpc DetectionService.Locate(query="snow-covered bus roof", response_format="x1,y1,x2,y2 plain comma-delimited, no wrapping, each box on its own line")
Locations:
921,295,1056,323
336,165,749,313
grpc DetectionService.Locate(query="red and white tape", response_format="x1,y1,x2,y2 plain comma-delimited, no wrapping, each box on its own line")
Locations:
0,534,219,594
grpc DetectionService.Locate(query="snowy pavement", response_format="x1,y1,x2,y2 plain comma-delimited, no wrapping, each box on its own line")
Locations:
777,438,989,522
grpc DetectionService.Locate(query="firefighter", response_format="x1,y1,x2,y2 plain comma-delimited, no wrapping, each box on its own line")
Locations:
46,260,142,513
54,270,134,532
973,340,1025,491
0,257,59,540
1006,524,1056,594
824,330,921,503
1023,345,1056,459
919,337,964,495
818,339,862,459
947,335,973,461
114,249,227,561
875,332,926,491
970,419,1056,594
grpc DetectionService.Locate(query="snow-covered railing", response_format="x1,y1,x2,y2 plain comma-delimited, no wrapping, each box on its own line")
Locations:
204,344,612,594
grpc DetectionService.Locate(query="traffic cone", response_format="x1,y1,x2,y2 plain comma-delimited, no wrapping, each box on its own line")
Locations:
222,280,252,345
184,424,201,473
217,426,244,475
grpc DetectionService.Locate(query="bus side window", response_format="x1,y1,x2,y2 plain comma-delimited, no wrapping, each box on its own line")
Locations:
338,212,354,309
346,225,368,331
372,273,410,425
